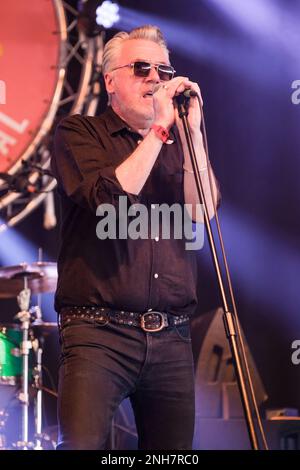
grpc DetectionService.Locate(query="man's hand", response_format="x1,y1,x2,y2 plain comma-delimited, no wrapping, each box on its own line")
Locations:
152,76,202,135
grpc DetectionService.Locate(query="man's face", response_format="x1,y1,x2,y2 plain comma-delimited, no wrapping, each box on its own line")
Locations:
105,39,170,127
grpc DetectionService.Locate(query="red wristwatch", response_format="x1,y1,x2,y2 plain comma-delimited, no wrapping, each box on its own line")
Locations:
151,124,169,143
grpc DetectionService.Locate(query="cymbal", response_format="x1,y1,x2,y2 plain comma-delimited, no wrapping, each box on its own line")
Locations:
0,262,57,299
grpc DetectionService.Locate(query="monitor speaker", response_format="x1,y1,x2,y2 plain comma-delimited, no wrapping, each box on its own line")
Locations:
191,307,268,419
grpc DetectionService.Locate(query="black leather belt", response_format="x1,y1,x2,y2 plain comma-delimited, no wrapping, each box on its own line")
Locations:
59,306,189,333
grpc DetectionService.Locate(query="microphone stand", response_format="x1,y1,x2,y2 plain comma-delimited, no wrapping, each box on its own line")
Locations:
176,94,268,450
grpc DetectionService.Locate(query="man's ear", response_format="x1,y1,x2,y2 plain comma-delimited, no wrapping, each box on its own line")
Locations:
104,72,115,94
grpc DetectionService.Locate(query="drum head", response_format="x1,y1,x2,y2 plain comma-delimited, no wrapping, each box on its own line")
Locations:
0,0,63,173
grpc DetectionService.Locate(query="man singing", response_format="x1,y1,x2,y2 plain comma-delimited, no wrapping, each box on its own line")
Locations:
52,25,220,450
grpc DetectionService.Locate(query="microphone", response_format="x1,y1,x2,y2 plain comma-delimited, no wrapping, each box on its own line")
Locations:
182,89,198,98
174,89,198,106
153,84,198,100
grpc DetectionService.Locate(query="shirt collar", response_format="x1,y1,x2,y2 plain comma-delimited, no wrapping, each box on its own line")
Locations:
103,106,129,135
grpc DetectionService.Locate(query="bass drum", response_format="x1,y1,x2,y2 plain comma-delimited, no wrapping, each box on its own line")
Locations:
0,0,103,228
0,0,65,175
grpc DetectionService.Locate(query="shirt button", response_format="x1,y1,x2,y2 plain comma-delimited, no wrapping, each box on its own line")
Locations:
154,236,159,242
154,273,159,279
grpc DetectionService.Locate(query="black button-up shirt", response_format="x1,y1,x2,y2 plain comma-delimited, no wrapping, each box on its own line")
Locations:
52,106,198,316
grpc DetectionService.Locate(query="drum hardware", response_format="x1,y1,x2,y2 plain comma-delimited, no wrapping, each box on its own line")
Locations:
0,410,9,449
31,330,58,450
13,278,33,450
35,385,58,399
29,305,42,322
31,321,57,337
0,261,58,449
34,425,58,451
31,335,44,450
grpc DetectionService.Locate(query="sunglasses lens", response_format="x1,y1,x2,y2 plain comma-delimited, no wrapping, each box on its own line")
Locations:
157,65,174,81
133,62,151,77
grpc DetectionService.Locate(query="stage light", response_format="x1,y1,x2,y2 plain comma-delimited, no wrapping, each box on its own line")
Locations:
78,0,120,36
96,1,120,29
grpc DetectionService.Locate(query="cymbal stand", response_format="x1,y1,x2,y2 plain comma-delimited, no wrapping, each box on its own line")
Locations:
34,246,43,448
15,277,32,450
32,335,44,449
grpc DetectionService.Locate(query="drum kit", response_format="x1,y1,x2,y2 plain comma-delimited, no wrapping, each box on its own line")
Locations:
0,261,58,450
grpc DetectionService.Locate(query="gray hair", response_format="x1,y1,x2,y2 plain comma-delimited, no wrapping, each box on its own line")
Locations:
102,25,170,76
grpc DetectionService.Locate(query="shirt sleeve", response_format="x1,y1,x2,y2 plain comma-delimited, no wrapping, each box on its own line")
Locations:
52,114,140,212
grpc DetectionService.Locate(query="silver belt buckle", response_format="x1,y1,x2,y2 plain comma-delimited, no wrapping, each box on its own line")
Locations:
140,311,166,332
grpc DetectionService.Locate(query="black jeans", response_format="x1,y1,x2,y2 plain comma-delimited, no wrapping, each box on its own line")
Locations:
57,317,195,450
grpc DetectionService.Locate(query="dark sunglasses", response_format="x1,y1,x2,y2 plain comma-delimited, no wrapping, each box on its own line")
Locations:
112,61,176,81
